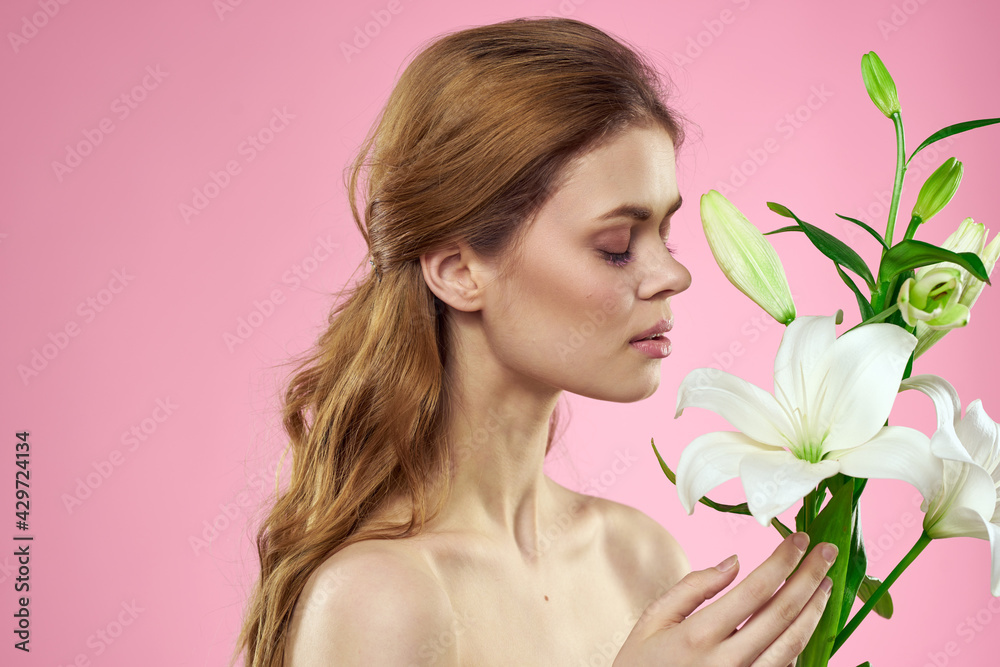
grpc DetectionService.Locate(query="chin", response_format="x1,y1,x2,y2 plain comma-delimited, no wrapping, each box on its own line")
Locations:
573,370,661,403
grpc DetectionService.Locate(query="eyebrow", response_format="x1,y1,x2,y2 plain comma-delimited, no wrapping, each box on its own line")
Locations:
594,194,683,225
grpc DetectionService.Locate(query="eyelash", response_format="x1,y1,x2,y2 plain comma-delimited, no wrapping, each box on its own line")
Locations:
601,240,678,267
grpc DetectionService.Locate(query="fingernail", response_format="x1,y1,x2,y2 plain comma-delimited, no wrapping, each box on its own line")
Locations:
791,532,809,551
821,543,839,563
715,554,738,572
819,576,833,595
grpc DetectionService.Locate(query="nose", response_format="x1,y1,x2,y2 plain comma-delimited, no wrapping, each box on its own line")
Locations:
641,245,691,301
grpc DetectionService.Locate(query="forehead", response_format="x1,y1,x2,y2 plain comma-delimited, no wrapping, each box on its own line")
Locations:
541,124,679,225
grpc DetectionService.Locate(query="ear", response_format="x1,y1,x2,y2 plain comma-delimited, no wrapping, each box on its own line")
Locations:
420,240,494,313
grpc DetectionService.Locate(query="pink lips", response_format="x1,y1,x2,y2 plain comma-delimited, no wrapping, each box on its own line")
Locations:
630,336,671,358
629,318,673,343
629,317,673,359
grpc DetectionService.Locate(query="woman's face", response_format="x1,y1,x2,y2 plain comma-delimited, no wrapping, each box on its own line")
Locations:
482,121,692,402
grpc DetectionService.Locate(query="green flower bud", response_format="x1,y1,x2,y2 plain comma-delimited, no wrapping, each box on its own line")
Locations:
912,157,964,224
861,51,901,117
898,266,969,330
700,190,796,325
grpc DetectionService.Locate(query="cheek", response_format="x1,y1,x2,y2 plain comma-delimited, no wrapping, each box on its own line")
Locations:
529,269,634,349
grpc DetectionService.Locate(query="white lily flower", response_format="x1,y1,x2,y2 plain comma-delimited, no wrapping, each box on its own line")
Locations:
854,374,1000,596
675,313,933,526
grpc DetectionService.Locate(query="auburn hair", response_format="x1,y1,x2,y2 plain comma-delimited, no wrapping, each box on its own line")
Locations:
233,16,687,666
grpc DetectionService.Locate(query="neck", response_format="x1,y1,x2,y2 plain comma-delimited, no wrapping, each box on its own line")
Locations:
428,330,563,561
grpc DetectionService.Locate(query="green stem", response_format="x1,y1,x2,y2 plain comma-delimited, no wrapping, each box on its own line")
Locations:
831,530,932,655
883,112,907,253
903,214,922,241
771,517,793,538
801,488,818,533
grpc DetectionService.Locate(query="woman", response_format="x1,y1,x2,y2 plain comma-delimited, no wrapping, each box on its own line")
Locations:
234,17,837,666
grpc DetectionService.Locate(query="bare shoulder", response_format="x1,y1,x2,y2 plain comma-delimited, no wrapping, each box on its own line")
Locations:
285,539,459,667
589,494,691,599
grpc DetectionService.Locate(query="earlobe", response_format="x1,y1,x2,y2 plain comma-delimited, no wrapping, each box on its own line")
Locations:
420,241,487,313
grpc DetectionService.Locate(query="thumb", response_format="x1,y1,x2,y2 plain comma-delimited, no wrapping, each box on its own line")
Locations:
634,554,741,634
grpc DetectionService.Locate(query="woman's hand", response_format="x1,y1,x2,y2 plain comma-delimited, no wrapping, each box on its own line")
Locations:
613,532,836,667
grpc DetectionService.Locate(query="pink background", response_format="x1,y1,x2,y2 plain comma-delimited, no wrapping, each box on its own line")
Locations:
3,0,999,665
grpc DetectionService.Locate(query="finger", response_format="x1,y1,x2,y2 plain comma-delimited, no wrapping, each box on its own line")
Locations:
749,575,833,667
633,554,741,635
732,541,838,654
688,532,810,643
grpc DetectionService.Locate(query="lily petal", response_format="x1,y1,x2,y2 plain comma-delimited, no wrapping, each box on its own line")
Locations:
924,302,970,330
674,431,780,514
928,497,992,540
833,425,940,498
739,450,841,526
956,399,1000,475
814,323,916,454
925,462,997,538
900,375,974,465
985,520,1000,597
772,315,837,420
676,368,793,447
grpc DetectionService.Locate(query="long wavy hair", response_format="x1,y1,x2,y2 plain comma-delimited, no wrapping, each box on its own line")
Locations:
233,16,687,666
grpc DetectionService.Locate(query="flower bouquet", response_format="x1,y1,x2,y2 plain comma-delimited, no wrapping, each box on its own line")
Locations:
654,52,1000,666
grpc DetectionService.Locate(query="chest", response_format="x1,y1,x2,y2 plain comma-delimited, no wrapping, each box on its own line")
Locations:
429,550,645,666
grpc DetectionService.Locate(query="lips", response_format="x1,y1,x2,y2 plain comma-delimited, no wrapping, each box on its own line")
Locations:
630,318,673,343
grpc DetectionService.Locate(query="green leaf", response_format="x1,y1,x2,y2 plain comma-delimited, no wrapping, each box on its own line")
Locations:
907,118,1000,165
835,263,876,321
840,508,868,632
651,438,676,483
855,662,872,667
877,239,991,285
799,483,854,666
768,202,876,291
767,202,795,218
835,213,890,250
857,575,894,619
763,225,803,236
